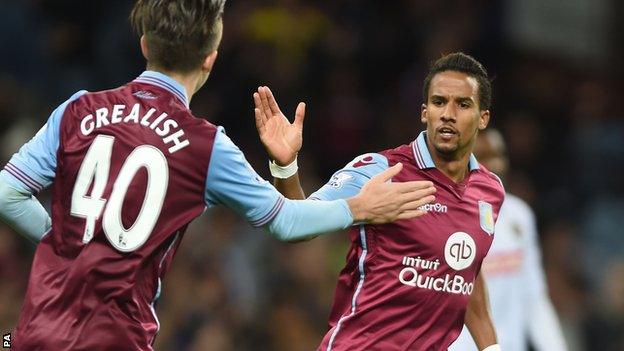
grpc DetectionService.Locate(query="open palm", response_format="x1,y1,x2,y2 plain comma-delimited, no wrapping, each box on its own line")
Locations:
253,86,305,165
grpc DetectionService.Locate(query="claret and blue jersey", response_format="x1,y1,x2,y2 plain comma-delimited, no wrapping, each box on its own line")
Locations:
0,71,353,350
310,132,505,351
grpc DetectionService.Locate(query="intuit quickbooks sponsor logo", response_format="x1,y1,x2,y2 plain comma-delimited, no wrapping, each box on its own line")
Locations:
418,202,447,213
397,232,477,296
398,267,474,295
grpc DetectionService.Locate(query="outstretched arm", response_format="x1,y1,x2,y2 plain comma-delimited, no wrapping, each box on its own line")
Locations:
205,128,436,242
465,273,499,351
253,86,306,199
267,162,435,241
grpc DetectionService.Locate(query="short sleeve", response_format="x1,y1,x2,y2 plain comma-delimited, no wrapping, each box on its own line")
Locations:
204,127,284,226
2,90,87,193
309,153,389,201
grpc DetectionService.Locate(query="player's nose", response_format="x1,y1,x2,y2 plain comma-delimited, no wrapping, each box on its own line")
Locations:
440,104,456,122
440,112,456,123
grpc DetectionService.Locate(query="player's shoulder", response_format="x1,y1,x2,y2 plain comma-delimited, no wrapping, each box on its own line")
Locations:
475,163,506,199
310,152,389,201
339,152,389,178
42,90,90,128
61,85,134,116
56,89,90,109
176,111,218,131
379,142,415,164
75,85,128,103
345,152,388,169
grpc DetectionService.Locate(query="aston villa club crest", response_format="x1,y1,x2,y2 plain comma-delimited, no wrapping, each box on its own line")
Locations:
478,201,495,235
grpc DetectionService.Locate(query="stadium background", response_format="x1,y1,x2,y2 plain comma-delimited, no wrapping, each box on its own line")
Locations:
0,0,623,350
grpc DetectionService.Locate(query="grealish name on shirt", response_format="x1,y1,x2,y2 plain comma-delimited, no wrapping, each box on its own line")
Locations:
79,103,189,154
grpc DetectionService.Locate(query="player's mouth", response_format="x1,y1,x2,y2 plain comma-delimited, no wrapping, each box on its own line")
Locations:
437,126,458,141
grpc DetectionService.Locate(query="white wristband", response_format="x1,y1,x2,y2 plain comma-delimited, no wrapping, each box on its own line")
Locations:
482,345,501,351
269,157,298,179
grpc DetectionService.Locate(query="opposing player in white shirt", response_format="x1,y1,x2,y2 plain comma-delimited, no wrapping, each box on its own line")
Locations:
449,129,567,351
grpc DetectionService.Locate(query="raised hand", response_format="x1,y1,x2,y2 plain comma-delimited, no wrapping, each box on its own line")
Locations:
347,163,437,224
253,86,305,166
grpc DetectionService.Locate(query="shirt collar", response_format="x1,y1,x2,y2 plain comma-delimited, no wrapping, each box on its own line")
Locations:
412,131,480,171
133,70,189,107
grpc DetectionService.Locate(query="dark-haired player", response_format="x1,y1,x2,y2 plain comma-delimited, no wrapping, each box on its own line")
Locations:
254,52,505,350
0,1,436,350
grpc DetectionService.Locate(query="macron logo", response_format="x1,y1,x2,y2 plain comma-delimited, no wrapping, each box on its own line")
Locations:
418,203,448,213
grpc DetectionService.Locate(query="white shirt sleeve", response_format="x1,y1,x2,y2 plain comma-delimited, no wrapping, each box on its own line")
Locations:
522,204,568,351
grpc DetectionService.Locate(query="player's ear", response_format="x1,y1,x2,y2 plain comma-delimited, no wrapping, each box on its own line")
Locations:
420,103,428,124
202,50,219,73
478,109,490,130
140,35,149,61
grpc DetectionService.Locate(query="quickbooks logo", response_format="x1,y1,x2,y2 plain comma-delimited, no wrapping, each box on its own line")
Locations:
398,268,474,295
397,232,478,296
444,232,476,271
398,254,474,295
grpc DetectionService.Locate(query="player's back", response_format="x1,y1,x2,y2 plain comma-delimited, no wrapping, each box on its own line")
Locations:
13,73,216,350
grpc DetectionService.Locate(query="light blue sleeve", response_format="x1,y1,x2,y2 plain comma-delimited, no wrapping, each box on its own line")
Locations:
3,90,87,193
204,128,354,240
267,198,353,241
204,127,284,226
309,153,389,201
0,172,51,243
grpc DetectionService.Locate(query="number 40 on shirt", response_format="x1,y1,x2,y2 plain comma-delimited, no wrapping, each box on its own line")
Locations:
70,135,169,252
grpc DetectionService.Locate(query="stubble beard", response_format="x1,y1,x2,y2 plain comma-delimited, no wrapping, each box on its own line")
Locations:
433,138,460,160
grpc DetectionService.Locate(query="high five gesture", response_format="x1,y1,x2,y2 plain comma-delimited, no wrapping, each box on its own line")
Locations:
253,86,304,166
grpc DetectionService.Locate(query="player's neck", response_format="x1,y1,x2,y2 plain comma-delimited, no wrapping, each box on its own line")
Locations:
428,145,472,183
146,66,202,102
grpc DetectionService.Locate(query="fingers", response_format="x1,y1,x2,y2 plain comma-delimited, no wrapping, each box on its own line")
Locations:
394,180,436,194
397,209,428,220
398,194,436,211
258,86,273,118
254,108,265,134
253,92,268,125
264,87,282,115
371,162,403,183
394,193,436,220
294,102,306,127
253,91,262,110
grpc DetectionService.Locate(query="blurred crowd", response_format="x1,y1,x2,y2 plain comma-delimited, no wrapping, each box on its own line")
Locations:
1,1,623,350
